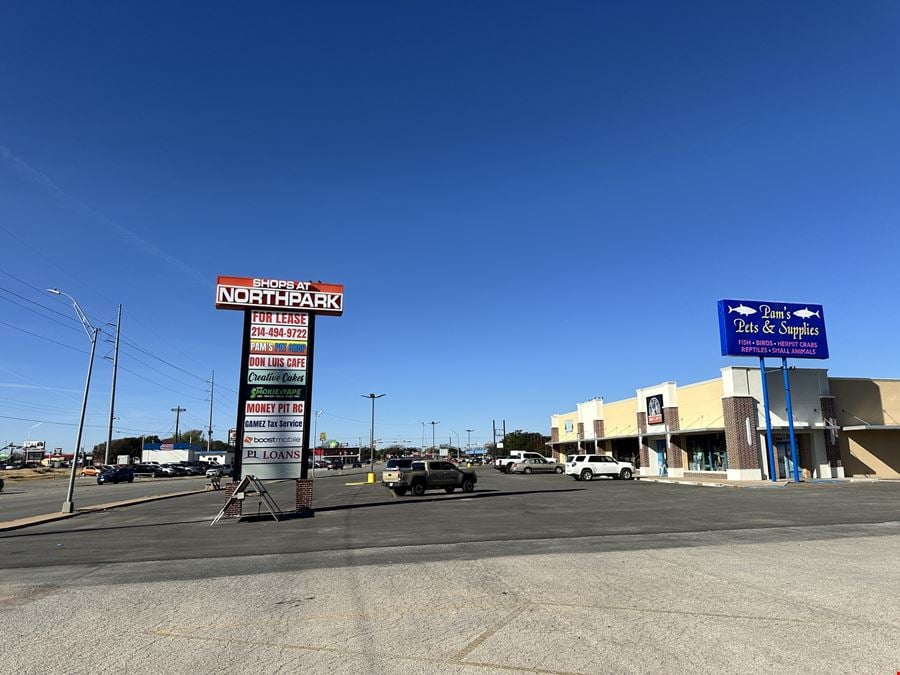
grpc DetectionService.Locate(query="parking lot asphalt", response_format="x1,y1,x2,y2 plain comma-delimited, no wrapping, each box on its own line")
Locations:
2,468,899,579
3,469,899,673
0,475,210,522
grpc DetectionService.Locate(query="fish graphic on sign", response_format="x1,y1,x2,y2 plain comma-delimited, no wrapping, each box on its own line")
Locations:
728,304,757,316
793,307,820,319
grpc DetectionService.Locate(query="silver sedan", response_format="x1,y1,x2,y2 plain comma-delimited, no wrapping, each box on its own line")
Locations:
509,458,563,474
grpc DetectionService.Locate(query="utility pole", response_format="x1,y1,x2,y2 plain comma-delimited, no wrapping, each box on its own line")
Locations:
103,304,122,465
420,421,426,454
207,371,214,453
430,420,439,458
171,406,186,443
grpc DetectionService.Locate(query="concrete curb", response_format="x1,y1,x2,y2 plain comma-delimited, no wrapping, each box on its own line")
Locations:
0,488,207,533
637,477,791,489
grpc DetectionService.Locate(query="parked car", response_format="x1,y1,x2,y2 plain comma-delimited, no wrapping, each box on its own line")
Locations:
205,464,233,477
330,459,344,470
565,455,635,481
81,465,105,477
509,457,564,474
494,451,553,473
133,463,165,477
97,466,135,484
177,462,205,476
350,460,362,468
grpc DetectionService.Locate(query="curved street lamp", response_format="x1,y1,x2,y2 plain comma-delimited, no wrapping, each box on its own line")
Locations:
361,394,385,469
47,288,99,513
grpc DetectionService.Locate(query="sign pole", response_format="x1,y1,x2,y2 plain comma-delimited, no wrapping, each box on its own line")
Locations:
300,314,315,480
758,357,777,482
233,310,252,481
782,357,801,482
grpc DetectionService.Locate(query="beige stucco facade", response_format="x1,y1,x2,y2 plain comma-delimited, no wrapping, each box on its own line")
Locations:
549,369,900,480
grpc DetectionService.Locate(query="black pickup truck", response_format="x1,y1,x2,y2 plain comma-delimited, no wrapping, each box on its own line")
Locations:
382,460,477,496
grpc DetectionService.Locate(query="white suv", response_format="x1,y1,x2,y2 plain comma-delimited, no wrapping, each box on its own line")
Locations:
566,454,635,481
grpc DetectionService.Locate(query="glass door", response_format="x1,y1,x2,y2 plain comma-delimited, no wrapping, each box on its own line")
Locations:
655,440,668,477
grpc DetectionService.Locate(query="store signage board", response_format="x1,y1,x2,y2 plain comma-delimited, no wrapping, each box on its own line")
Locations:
216,275,344,481
216,276,343,316
717,299,829,359
646,395,664,425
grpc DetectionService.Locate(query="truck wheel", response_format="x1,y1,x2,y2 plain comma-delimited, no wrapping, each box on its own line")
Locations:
393,487,407,496
580,469,593,482
620,468,633,480
555,466,563,474
444,487,455,494
523,467,532,474
461,478,475,493
411,482,426,497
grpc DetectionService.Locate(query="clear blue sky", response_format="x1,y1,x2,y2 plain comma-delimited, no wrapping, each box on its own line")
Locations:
1,1,899,453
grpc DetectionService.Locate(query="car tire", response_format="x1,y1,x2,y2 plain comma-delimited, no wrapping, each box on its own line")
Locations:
96,479,102,485
523,467,532,474
113,478,119,484
555,466,563,474
128,478,134,483
411,481,426,497
461,478,475,493
444,487,455,493
620,468,633,480
393,487,408,496
580,469,593,482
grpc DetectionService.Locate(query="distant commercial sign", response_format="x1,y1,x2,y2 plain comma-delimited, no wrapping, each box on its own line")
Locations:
718,299,829,359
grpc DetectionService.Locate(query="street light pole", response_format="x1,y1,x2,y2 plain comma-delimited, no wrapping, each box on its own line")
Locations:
47,288,99,514
313,409,323,477
430,421,439,458
450,429,460,459
362,394,385,470
466,428,474,458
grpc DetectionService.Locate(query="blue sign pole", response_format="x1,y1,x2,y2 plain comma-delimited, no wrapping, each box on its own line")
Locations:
758,357,777,482
781,357,801,482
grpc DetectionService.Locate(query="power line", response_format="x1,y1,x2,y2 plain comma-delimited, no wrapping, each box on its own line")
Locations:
0,320,89,354
116,365,215,402
118,335,209,382
0,413,166,434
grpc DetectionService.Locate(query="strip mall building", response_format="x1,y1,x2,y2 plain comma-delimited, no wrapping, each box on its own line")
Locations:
548,367,900,480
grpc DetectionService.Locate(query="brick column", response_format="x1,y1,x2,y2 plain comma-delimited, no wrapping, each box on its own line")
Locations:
819,396,841,468
637,412,649,468
593,420,604,439
663,407,682,468
722,396,761,470
295,478,314,514
222,481,242,519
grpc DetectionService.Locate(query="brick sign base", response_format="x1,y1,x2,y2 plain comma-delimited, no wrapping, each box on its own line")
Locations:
220,478,314,519
295,479,313,513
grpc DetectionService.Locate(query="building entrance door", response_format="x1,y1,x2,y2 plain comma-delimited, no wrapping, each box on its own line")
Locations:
655,440,668,477
775,441,794,479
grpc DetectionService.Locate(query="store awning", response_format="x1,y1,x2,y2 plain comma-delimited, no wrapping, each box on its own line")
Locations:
842,424,900,431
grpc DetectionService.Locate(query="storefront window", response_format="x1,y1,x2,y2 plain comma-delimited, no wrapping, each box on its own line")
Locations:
689,433,727,472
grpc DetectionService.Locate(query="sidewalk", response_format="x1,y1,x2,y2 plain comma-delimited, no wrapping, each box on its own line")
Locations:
638,476,791,489
638,475,899,488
